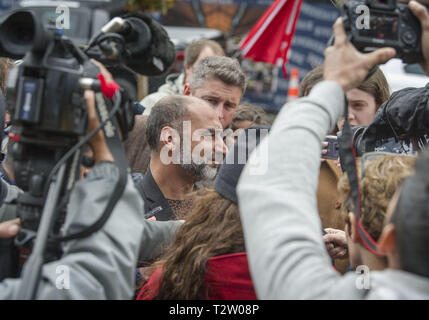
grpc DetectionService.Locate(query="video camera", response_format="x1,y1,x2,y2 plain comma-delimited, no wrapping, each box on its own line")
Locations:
0,8,174,289
342,0,425,63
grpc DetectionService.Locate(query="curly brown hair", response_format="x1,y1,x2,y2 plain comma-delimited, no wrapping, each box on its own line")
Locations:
141,188,245,299
338,154,416,242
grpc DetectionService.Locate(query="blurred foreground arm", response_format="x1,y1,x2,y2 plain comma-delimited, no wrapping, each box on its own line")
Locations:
237,19,394,299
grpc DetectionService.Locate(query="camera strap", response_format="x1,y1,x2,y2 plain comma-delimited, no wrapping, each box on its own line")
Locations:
338,95,385,256
57,91,128,242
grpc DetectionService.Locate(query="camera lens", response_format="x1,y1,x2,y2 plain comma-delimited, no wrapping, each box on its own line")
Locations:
402,29,417,46
12,25,34,44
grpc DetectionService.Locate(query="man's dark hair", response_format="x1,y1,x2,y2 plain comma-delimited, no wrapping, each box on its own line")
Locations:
391,149,429,278
146,95,190,151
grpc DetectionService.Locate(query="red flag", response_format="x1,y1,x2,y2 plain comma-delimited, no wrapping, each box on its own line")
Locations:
240,0,303,77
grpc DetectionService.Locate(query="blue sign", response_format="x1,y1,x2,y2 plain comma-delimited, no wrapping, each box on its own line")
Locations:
0,0,13,11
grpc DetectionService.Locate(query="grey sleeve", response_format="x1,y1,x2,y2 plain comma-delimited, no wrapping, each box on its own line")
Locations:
0,179,9,206
138,219,183,266
0,162,144,300
237,81,351,299
140,92,168,116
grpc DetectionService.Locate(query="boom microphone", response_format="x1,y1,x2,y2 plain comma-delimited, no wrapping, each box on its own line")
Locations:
98,13,176,76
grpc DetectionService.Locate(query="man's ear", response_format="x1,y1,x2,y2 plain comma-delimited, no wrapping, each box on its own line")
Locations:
378,224,396,255
183,83,191,96
159,126,180,151
348,212,359,243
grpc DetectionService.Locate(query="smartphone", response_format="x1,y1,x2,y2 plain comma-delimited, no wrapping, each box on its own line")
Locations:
322,135,339,160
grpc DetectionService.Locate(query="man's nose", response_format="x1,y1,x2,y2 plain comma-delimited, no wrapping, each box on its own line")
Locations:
215,105,224,122
215,135,228,157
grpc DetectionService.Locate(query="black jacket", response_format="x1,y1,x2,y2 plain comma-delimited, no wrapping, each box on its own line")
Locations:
135,168,175,221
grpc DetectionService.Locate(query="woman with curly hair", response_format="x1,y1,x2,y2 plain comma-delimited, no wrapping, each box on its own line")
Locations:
323,153,416,271
136,127,268,300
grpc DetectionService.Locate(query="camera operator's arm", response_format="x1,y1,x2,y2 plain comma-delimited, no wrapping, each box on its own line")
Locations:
86,60,115,164
237,19,394,299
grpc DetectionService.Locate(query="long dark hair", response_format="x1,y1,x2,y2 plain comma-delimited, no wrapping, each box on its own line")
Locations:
141,188,245,299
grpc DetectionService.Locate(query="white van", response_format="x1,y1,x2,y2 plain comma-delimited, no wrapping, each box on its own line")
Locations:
379,58,428,94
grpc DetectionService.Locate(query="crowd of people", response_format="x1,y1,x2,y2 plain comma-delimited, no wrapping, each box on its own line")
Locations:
0,0,429,300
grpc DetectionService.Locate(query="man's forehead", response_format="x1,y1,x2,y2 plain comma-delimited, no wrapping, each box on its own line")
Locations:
194,79,242,101
195,46,217,63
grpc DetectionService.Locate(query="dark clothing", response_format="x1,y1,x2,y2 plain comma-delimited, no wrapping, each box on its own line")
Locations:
135,168,175,221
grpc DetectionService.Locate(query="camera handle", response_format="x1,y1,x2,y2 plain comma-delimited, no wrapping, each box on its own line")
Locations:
17,163,68,299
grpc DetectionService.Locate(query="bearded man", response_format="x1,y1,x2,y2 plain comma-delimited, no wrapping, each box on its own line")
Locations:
135,95,227,221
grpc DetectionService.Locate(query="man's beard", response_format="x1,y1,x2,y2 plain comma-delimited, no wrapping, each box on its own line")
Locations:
180,161,219,181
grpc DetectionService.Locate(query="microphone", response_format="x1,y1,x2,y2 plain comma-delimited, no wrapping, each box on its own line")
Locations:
100,17,129,34
118,12,176,76
98,13,175,76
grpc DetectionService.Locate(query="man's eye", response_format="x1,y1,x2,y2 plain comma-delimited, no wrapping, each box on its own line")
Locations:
205,98,217,105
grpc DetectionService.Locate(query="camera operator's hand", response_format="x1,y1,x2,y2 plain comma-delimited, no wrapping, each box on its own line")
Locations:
324,18,396,91
91,59,114,83
409,0,429,75
0,218,20,239
83,60,115,164
85,90,114,164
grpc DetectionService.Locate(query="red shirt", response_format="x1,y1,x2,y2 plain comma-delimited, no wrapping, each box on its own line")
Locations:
136,252,257,300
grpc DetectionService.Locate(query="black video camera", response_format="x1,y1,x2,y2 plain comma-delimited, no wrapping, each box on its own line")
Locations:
342,0,425,63
0,7,175,271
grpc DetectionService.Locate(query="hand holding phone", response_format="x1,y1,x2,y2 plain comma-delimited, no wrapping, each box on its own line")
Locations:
322,135,340,160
